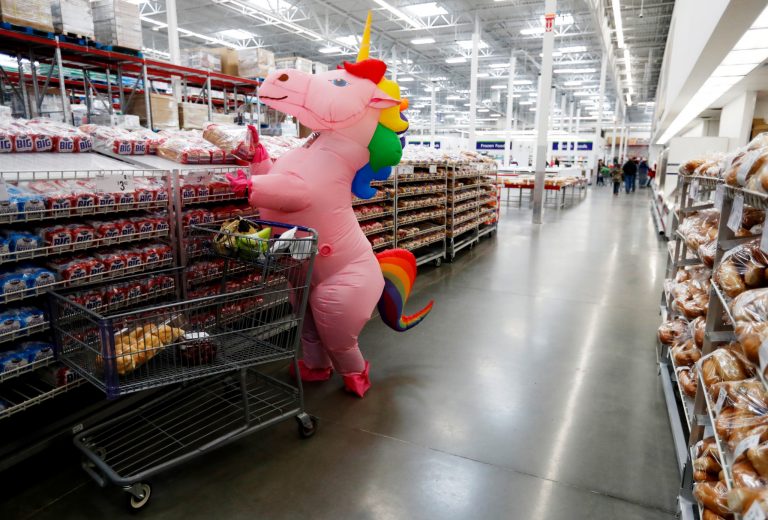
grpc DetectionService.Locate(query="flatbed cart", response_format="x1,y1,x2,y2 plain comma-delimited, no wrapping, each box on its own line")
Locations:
49,220,318,512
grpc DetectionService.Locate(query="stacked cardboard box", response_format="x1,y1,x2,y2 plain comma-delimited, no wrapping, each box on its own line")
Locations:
178,102,209,130
182,51,222,72
275,57,313,75
51,0,94,39
126,94,179,131
237,48,275,78
0,0,53,32
313,62,329,74
91,0,142,50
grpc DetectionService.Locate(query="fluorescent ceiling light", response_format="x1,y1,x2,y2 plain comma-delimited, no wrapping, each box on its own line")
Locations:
612,0,625,48
574,91,596,97
539,51,563,57
457,39,488,50
554,67,597,73
445,57,466,64
248,0,294,11
476,72,490,78
560,45,587,53
318,46,342,54
398,76,414,82
140,16,239,49
446,95,462,100
521,27,545,35
430,76,447,81
218,29,255,40
457,89,470,93
519,101,534,105
463,103,471,106
396,58,414,64
564,80,581,86
403,2,448,17
512,79,532,85
626,93,632,106
373,0,423,29
411,37,435,45
490,85,507,89
489,63,509,69
335,35,359,47
490,114,501,117
478,108,490,112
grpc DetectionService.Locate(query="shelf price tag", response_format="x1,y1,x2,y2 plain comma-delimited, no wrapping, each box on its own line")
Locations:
714,184,725,210
400,165,414,176
189,171,213,185
760,340,768,373
761,222,768,254
735,433,761,461
689,180,699,200
0,179,8,202
745,501,767,520
714,387,727,415
429,164,438,174
95,173,134,193
727,194,744,233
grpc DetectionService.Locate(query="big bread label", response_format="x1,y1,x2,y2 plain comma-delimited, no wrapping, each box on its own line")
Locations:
14,135,33,152
33,136,52,152
156,221,169,232
0,135,12,152
57,138,75,152
735,433,761,460
745,501,767,520
78,138,92,152
126,285,142,299
117,141,132,155
84,294,102,310
133,141,146,155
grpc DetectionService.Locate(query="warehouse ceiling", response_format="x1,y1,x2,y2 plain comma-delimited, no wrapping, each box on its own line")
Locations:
138,0,674,133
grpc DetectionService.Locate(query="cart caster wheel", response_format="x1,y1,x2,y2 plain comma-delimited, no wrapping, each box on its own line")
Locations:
433,258,442,267
94,447,107,460
297,415,318,439
126,482,152,513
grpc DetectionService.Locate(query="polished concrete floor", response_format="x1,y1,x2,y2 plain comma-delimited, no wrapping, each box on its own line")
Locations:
2,186,677,519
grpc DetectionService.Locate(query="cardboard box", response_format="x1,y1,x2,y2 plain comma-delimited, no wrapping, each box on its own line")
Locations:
313,62,329,74
0,0,53,32
91,0,142,50
126,94,179,131
182,51,222,72
178,102,209,130
210,113,236,125
275,56,313,75
753,119,768,140
206,47,239,76
51,0,94,39
238,48,275,78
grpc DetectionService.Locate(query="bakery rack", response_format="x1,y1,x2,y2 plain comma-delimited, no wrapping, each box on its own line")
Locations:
446,160,498,261
0,161,184,471
658,172,768,520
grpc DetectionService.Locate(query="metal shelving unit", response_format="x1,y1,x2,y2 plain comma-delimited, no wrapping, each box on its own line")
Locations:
446,161,498,261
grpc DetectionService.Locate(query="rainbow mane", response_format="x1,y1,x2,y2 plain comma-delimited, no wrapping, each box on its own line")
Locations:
376,249,434,331
348,12,409,199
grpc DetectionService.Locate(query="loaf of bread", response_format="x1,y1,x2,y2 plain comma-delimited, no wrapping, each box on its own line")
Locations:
727,486,768,515
748,444,768,477
694,481,731,516
702,509,727,520
658,318,690,345
101,322,185,376
678,367,698,398
672,339,701,366
692,316,706,348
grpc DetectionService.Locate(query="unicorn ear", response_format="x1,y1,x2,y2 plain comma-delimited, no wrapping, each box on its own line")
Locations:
369,87,400,109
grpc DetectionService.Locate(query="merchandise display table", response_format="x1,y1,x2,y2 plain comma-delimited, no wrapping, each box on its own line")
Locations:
499,174,587,208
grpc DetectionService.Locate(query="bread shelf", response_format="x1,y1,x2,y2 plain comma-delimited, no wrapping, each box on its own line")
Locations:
356,210,394,222
397,187,445,198
398,225,446,242
397,209,445,225
352,193,391,205
363,225,394,237
398,198,447,212
399,233,444,252
0,321,49,348
0,374,85,421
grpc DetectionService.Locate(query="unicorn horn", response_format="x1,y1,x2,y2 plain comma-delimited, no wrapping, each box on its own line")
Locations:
356,11,372,62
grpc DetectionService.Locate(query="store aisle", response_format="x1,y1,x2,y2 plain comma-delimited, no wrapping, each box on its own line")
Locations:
3,187,677,520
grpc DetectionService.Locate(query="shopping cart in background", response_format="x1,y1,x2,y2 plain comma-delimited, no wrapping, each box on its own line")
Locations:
49,220,318,512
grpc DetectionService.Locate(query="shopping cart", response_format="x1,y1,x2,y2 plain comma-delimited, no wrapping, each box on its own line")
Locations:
49,220,318,512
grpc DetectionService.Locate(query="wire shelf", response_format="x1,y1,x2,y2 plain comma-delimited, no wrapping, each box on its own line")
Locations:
0,321,48,347
397,187,445,198
399,233,445,252
397,198,447,212
356,210,394,222
0,374,85,420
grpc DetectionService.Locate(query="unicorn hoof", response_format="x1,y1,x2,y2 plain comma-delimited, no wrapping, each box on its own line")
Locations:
289,360,333,382
343,361,371,398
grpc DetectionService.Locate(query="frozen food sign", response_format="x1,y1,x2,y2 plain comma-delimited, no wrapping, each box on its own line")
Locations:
476,141,508,150
552,142,593,151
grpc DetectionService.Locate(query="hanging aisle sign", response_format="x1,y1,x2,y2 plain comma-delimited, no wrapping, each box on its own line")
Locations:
545,13,555,32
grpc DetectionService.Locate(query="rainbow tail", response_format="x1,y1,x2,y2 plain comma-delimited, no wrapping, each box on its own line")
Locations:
376,249,434,331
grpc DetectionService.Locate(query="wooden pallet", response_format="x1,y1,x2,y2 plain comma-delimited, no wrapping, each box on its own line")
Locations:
90,41,143,57
0,21,55,39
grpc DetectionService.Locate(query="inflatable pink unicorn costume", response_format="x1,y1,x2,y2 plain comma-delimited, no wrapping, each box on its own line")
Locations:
228,14,432,397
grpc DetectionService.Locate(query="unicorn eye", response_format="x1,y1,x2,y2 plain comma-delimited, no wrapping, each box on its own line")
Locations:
331,78,349,87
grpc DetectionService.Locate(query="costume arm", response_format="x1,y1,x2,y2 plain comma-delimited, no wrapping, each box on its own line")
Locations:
249,172,311,213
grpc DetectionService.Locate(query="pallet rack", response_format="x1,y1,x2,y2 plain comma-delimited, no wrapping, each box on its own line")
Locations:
0,27,260,126
658,172,768,519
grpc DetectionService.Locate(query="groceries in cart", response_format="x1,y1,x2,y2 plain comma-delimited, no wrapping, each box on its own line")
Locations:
101,322,186,376
213,217,271,258
0,118,92,153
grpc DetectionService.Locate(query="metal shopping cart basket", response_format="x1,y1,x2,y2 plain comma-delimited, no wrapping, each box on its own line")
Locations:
49,220,318,512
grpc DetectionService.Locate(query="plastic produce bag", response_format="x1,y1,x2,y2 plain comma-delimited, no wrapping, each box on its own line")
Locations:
202,123,260,161
715,240,768,298
732,289,768,364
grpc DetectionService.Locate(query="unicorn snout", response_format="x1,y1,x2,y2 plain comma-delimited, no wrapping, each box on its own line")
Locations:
277,73,289,82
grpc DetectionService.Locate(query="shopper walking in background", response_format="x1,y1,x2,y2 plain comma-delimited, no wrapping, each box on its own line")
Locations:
622,157,637,194
638,158,650,188
596,159,606,186
611,164,623,196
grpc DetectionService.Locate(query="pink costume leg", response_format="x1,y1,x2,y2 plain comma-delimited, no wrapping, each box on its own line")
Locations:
310,255,384,397
290,304,333,382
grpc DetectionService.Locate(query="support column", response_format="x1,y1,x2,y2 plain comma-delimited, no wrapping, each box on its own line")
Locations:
430,82,436,147
142,62,153,130
503,53,516,168
568,98,575,151
575,107,581,162
610,100,619,163
166,0,182,103
54,38,69,123
468,15,480,151
391,47,398,82
594,54,607,169
532,1,556,225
